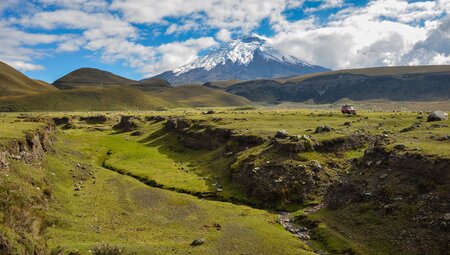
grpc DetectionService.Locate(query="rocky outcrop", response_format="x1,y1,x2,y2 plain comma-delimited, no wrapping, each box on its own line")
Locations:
232,160,334,204
323,147,450,254
165,118,266,151
326,147,450,209
0,122,56,169
113,116,139,132
80,115,108,124
272,134,390,154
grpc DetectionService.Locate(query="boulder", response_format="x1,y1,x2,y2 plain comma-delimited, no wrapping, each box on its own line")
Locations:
315,126,332,133
427,111,448,122
190,239,205,246
275,130,289,139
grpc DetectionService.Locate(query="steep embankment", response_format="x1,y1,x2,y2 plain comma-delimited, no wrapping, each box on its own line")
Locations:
0,118,56,254
226,66,450,102
0,61,57,97
310,147,450,255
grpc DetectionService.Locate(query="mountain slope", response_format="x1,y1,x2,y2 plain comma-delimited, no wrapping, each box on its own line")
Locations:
0,85,250,111
226,66,450,103
154,85,251,107
53,68,170,90
150,35,329,85
0,61,57,97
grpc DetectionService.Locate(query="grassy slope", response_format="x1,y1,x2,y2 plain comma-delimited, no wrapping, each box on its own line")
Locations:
43,125,313,254
0,61,57,97
153,85,251,107
0,86,251,111
279,65,450,83
203,80,242,89
0,87,173,111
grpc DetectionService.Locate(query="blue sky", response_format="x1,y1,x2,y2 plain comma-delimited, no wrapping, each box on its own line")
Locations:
0,0,449,82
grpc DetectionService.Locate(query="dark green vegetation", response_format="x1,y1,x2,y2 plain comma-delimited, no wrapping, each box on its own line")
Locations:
0,108,448,254
0,63,251,111
0,61,57,97
225,65,450,102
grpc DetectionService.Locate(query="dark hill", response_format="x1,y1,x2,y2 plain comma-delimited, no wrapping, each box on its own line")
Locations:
0,61,57,97
52,68,170,89
226,66,450,103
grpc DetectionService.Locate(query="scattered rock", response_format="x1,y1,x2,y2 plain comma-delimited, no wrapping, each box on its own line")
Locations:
315,126,332,133
427,110,448,122
206,110,216,114
190,239,205,246
310,160,322,171
394,144,406,150
275,130,289,139
130,131,143,136
437,135,450,141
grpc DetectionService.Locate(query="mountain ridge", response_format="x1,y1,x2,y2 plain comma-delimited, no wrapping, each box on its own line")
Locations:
225,66,450,103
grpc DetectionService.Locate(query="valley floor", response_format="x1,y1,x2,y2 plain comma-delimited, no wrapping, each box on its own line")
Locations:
0,107,448,254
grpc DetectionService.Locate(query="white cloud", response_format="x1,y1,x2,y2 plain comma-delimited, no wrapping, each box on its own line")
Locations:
143,37,218,76
111,0,303,33
271,0,446,69
37,0,108,12
7,60,45,71
216,29,232,42
2,0,450,77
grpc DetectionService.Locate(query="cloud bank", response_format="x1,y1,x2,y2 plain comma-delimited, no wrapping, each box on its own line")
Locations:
0,0,449,77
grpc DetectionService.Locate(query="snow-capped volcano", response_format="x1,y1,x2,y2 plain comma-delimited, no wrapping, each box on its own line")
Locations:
148,35,330,85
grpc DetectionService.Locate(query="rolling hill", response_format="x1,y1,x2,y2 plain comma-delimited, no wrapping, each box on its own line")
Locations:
0,63,251,111
0,85,250,111
0,61,57,97
52,68,170,90
226,65,450,103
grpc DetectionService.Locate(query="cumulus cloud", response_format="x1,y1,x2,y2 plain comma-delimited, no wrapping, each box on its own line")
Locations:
1,0,450,77
401,15,450,65
271,0,448,69
7,60,45,71
111,0,302,33
216,29,232,42
143,37,218,76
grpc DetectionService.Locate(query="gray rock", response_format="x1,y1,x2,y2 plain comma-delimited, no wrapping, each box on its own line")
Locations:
190,239,205,246
275,130,289,139
427,110,448,122
315,126,332,133
394,144,406,150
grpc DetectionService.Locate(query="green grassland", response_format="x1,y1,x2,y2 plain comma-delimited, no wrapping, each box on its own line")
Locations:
42,122,312,254
0,108,448,254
